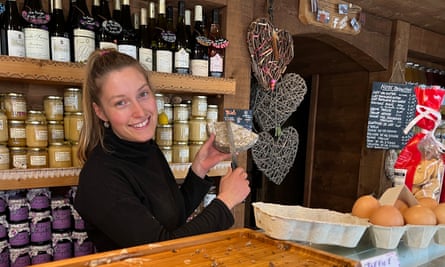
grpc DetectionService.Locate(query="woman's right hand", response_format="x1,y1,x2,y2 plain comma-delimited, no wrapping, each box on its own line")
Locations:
216,167,251,210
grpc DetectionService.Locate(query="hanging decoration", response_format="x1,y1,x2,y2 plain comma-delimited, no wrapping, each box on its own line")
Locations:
247,0,307,185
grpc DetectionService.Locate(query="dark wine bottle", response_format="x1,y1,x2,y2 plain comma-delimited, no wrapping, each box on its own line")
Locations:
190,5,208,77
184,9,192,49
0,0,25,56
138,5,153,70
91,0,100,22
208,8,224,77
174,0,189,74
154,0,174,73
21,0,51,59
69,0,98,62
117,0,137,58
112,0,121,24
49,0,70,62
96,0,121,49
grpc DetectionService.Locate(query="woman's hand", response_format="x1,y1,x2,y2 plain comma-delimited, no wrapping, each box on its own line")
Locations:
191,134,231,178
217,167,250,210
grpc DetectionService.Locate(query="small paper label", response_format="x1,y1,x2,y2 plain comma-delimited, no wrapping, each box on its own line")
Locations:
360,251,400,267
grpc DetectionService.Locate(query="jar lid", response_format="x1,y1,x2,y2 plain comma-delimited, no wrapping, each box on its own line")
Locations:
164,103,173,107
5,92,25,98
26,120,47,125
190,116,206,120
72,112,84,116
173,141,188,145
159,146,172,150
9,147,27,152
8,120,25,125
44,95,63,100
189,141,205,145
49,142,70,146
207,104,218,108
28,147,47,152
47,120,64,125
65,88,81,92
156,124,173,128
193,95,207,99
155,93,164,97
28,110,45,115
174,103,189,107
174,120,189,124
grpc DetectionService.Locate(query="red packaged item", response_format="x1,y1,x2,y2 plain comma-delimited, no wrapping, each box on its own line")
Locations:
394,85,445,202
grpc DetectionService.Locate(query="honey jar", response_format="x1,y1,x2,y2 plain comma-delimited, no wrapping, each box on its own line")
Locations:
64,88,82,112
172,142,189,163
173,104,189,121
206,104,218,123
43,95,64,121
10,147,27,169
159,146,172,163
189,117,207,142
156,124,173,146
27,110,46,122
65,112,84,141
27,147,48,168
47,120,65,143
189,141,204,162
0,110,8,143
4,92,27,120
155,93,165,113
173,120,189,142
192,95,207,117
26,120,48,148
164,103,173,124
48,142,72,168
0,145,10,170
8,120,26,147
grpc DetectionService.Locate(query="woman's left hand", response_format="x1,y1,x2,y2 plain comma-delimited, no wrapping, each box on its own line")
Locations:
191,133,231,178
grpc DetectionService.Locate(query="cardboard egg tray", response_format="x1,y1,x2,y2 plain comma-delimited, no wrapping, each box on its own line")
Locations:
252,202,370,248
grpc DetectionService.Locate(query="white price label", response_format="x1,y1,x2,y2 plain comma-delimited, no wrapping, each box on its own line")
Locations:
360,251,400,267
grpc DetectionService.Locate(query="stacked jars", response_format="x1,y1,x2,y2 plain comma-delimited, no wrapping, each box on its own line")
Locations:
4,93,27,170
26,110,49,168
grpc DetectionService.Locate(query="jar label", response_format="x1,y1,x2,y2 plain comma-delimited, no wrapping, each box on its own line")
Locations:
35,129,48,141
30,220,51,243
74,240,94,257
10,128,26,138
12,155,27,169
53,242,72,261
30,155,47,166
9,230,30,247
52,209,72,230
55,151,71,162
0,250,8,267
31,253,52,265
9,207,29,222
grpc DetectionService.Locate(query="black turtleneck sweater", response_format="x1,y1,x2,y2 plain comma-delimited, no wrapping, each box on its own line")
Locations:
74,128,234,252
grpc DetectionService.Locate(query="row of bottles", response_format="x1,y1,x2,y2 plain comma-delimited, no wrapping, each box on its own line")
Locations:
0,0,227,77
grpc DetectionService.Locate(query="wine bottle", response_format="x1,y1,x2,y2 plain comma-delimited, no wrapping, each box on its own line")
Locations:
154,0,174,73
208,8,224,77
69,0,98,62
91,0,100,22
21,0,51,59
117,0,137,59
190,5,208,77
138,5,153,71
96,0,121,49
0,0,25,56
49,0,70,62
112,0,121,24
174,0,189,74
184,9,192,49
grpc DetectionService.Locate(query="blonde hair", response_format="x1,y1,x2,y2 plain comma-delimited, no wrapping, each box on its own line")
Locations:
77,49,150,163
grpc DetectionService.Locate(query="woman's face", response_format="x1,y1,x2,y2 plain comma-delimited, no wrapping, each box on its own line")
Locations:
93,66,158,142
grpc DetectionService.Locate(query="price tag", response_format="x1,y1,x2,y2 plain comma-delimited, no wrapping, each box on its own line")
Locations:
360,251,400,267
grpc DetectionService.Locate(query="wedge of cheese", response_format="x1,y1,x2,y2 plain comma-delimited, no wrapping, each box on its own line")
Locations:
207,121,258,153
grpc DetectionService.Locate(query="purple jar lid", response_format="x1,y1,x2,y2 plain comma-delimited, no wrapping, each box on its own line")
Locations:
30,243,53,265
9,246,30,267
7,197,29,223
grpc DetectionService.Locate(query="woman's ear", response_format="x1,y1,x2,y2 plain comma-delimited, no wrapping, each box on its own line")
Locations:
93,102,108,122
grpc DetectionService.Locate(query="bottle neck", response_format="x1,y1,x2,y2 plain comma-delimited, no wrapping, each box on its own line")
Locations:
140,8,147,26
149,2,156,19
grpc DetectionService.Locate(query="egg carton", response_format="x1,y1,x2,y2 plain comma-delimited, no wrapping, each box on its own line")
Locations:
369,224,441,249
252,202,370,248
435,225,445,245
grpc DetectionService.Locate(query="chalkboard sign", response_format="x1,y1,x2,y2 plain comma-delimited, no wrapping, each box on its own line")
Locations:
366,82,416,149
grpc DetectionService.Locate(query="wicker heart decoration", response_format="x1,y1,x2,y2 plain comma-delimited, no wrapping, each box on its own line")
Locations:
251,127,299,185
247,18,294,90
253,73,307,132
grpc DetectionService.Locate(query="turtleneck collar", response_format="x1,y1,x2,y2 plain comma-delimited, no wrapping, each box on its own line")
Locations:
103,127,157,159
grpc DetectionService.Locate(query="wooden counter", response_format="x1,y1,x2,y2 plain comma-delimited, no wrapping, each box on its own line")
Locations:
37,228,359,267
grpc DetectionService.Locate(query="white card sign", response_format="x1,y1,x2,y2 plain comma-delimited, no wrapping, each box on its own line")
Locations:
360,251,400,267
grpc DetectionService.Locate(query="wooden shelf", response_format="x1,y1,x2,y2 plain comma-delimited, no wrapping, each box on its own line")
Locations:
0,162,230,190
0,56,236,95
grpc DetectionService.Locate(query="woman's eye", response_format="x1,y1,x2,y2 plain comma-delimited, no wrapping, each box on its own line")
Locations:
138,90,150,99
115,100,127,107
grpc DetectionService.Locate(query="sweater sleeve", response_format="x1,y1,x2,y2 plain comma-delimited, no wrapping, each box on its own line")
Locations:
180,169,214,216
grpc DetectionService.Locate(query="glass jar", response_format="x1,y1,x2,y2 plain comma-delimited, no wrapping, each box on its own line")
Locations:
64,88,82,112
206,104,219,123
0,111,8,143
52,231,73,261
8,120,26,147
27,148,48,168
164,103,173,124
172,142,189,163
4,92,27,120
0,145,9,170
48,142,72,168
29,210,52,244
189,117,207,142
71,142,81,167
43,95,64,121
173,103,189,121
173,120,189,142
30,242,53,265
192,95,208,117
65,112,84,141
26,120,48,148
189,141,204,162
159,146,172,163
10,147,27,169
47,120,65,143
51,197,72,232
155,93,165,113
156,124,173,146
72,231,94,257
26,110,46,122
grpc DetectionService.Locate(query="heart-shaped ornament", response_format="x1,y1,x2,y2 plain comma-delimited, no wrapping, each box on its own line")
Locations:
247,18,294,90
251,127,299,185
253,73,307,132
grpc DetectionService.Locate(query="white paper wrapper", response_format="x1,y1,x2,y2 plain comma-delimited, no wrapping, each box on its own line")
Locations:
368,225,407,249
252,202,369,248
403,225,438,248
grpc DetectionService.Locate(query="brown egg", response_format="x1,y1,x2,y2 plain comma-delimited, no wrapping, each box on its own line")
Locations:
403,205,437,225
370,205,405,226
394,199,409,213
434,203,445,224
351,195,381,219
417,197,439,210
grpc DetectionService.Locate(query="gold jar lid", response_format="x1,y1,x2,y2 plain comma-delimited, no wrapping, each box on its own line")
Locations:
47,120,64,125
8,120,25,126
44,95,63,100
25,120,47,125
173,141,188,145
5,92,25,98
65,87,81,93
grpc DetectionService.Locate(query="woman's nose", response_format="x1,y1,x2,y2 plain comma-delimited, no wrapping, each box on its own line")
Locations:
132,101,145,117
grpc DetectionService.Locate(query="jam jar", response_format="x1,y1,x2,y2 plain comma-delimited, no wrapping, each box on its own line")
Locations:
160,146,172,163
27,188,51,211
51,197,72,232
9,246,30,267
0,145,9,170
4,93,27,121
173,103,189,121
8,221,30,247
0,110,8,143
30,242,53,265
25,119,48,148
71,141,82,167
29,210,52,244
27,148,48,168
206,104,219,123
173,120,189,142
64,88,82,112
172,142,189,163
48,142,72,168
156,124,173,146
191,95,208,117
7,195,29,223
43,95,64,121
52,231,73,261
72,231,94,257
47,120,65,143
189,117,207,142
8,120,26,147
0,239,9,267
9,147,27,169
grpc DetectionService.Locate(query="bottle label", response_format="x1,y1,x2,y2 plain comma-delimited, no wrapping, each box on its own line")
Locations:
22,9,50,25
162,30,176,43
118,44,137,59
139,47,153,71
210,53,224,73
191,59,208,77
102,20,122,35
80,16,98,31
99,41,118,50
73,29,95,62
51,36,70,62
24,28,50,59
7,30,26,57
175,48,190,69
156,50,173,73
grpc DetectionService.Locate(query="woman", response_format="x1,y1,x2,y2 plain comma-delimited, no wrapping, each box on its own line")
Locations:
74,49,250,252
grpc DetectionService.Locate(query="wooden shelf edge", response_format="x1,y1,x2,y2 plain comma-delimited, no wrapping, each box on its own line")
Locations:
0,162,230,190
